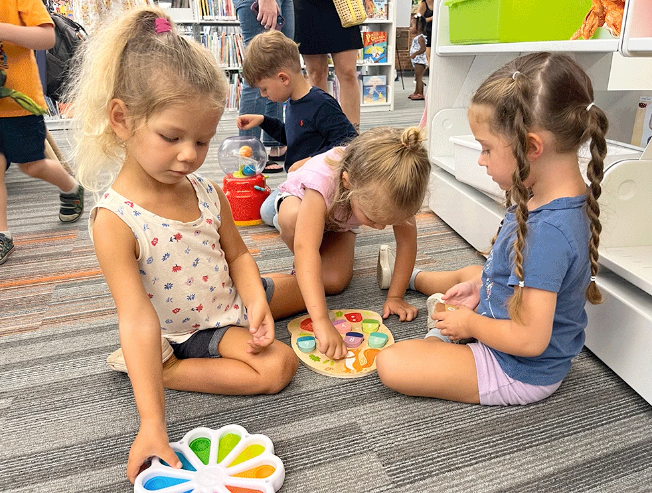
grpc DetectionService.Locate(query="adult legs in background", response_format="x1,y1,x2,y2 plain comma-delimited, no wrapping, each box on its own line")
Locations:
236,0,295,150
331,50,360,129
302,53,329,92
304,51,360,129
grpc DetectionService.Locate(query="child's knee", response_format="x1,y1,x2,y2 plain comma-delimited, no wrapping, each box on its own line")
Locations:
375,345,400,387
323,269,352,295
260,342,298,394
18,159,44,177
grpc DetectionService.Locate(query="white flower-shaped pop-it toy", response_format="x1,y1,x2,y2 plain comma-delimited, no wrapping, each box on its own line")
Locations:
134,425,285,493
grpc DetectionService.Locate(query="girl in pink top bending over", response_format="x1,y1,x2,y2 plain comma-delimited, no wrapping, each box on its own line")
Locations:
272,127,431,359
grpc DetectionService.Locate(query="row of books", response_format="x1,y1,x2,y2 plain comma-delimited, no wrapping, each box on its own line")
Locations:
198,0,237,20
201,27,245,68
43,96,72,119
225,72,243,110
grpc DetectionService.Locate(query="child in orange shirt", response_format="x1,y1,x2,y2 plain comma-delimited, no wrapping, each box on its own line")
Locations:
0,0,84,265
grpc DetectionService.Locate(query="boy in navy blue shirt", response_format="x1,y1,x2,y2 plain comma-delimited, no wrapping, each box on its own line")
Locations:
238,30,357,173
238,30,357,228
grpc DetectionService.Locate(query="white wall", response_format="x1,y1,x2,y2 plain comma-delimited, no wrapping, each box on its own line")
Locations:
396,0,412,27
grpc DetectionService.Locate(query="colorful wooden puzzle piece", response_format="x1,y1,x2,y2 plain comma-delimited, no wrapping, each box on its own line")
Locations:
287,309,394,378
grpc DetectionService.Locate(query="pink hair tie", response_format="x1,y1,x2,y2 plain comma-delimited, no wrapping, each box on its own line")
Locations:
155,18,172,34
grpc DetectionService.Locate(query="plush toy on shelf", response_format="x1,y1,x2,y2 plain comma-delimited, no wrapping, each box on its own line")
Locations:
218,136,271,226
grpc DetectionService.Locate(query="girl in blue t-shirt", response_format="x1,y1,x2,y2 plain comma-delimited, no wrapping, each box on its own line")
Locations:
376,53,608,406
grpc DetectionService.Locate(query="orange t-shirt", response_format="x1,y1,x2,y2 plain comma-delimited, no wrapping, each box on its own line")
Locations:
0,0,54,117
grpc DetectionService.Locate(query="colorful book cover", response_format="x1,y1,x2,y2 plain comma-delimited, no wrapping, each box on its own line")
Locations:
362,31,387,63
362,75,387,104
364,0,388,19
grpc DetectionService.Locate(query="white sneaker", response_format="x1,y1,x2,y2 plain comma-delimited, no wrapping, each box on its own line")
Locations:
377,244,395,289
106,338,174,373
425,293,474,344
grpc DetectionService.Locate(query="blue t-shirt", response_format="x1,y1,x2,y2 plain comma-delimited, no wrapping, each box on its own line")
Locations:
476,194,592,385
259,87,358,171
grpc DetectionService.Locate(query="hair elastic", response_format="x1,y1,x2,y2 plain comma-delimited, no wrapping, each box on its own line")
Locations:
512,71,521,80
586,102,595,111
518,281,525,288
155,18,172,34
591,276,597,283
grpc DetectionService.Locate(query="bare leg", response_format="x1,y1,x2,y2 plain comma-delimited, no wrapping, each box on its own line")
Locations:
0,155,7,231
18,158,76,192
303,54,329,92
414,63,425,96
161,327,298,395
267,273,306,319
332,50,361,127
270,196,357,318
413,265,483,296
376,338,480,403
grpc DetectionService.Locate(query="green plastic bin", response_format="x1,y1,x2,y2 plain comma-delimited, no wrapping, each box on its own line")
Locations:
445,0,592,44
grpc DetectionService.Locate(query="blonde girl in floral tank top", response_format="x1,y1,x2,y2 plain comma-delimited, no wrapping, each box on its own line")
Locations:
68,7,298,483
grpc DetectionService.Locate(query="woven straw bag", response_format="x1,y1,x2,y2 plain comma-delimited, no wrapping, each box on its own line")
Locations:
333,0,367,27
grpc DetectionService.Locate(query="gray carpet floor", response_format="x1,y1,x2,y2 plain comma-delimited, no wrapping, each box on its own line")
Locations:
1,79,652,492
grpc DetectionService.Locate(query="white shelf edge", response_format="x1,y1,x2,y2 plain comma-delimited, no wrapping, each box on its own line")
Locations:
628,37,652,52
431,155,455,175
437,38,619,56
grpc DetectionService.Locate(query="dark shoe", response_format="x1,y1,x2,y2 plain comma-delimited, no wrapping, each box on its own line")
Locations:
268,153,286,162
263,161,285,173
59,185,84,223
0,233,15,265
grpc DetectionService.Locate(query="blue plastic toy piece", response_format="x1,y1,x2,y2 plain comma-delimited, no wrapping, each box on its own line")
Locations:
143,476,190,491
297,335,316,353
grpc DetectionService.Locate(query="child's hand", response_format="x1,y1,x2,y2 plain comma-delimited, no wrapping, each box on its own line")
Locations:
312,317,348,360
432,305,475,342
127,421,181,484
382,296,418,321
442,280,481,310
236,114,264,130
246,300,276,353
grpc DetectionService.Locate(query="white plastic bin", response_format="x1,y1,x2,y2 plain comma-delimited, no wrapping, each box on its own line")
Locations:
449,135,504,202
449,135,643,204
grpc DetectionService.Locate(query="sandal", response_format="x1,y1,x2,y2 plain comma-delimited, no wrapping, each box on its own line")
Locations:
267,153,286,162
409,94,425,100
263,161,285,173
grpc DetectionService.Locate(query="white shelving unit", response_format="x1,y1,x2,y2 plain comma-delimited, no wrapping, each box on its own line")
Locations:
619,0,652,57
359,7,397,113
426,0,652,405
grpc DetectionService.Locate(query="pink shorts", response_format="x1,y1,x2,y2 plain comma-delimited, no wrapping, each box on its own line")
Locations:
469,342,562,406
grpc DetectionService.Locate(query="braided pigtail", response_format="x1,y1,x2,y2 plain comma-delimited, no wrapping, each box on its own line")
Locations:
506,83,533,324
584,105,608,304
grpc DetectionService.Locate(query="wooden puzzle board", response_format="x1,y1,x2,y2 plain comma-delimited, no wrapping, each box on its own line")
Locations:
286,309,394,378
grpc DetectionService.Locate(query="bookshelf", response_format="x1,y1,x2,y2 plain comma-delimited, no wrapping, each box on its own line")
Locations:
359,2,397,112
426,0,652,405
162,0,398,113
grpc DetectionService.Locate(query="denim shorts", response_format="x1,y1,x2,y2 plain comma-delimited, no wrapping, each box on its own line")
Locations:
469,341,562,406
169,327,230,359
168,278,275,359
0,115,46,169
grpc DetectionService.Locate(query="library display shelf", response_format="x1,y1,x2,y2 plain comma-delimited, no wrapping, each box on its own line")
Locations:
426,0,652,405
